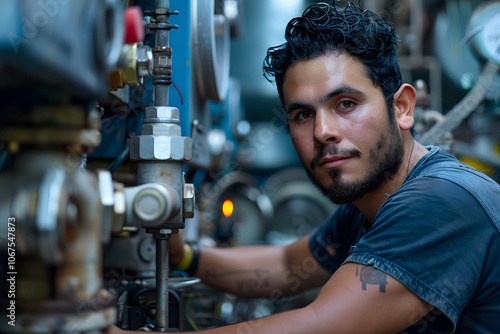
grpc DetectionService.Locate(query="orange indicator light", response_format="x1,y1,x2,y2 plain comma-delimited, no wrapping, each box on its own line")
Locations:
222,199,234,218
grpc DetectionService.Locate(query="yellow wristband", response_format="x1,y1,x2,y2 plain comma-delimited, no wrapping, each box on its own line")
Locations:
174,244,193,271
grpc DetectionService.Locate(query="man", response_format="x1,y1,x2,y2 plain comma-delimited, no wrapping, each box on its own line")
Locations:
111,2,500,333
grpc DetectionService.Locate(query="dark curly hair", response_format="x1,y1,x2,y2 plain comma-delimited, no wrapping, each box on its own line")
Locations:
263,2,402,109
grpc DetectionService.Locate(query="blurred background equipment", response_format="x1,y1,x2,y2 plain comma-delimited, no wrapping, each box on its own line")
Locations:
0,0,126,332
0,0,499,333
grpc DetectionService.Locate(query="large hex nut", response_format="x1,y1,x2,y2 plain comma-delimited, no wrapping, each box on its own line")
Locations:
183,183,195,219
130,135,192,161
145,106,180,123
141,123,181,136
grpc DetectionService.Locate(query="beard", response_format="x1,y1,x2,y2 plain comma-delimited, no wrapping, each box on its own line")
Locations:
304,110,405,204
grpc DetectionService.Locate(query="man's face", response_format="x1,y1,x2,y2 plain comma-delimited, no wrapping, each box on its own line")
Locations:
282,52,404,204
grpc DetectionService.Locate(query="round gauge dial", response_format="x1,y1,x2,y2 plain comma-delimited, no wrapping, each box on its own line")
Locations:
468,2,500,65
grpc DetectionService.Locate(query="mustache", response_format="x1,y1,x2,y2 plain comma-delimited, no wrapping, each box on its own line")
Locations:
310,145,361,169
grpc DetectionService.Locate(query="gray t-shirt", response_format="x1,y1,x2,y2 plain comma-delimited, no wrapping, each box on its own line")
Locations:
309,146,500,333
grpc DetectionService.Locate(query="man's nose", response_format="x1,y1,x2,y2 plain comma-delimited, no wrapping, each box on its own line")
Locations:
313,110,341,145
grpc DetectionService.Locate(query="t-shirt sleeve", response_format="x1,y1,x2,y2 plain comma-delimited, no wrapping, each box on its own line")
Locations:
345,177,491,333
309,204,365,274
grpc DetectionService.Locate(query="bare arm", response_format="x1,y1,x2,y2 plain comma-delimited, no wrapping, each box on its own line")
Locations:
108,262,433,334
194,263,432,334
193,235,331,298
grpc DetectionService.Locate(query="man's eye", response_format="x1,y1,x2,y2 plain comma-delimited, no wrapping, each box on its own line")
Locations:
338,101,354,111
297,111,314,119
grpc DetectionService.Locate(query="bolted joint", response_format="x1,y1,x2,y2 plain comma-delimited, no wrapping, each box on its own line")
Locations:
145,106,179,123
129,135,192,161
141,123,181,136
183,183,195,219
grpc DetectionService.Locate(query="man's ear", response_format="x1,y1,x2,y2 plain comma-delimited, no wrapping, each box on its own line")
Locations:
393,83,416,131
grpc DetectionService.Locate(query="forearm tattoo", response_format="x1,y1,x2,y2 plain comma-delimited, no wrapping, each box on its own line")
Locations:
356,266,387,292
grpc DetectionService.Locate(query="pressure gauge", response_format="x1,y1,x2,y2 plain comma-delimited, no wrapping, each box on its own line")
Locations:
468,2,500,65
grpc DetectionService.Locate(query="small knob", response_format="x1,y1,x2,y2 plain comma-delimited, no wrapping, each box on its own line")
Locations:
124,6,145,44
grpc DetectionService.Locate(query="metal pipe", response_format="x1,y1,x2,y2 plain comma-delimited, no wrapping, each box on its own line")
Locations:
154,0,171,107
151,1,175,330
155,234,170,331
156,0,169,9
136,1,190,330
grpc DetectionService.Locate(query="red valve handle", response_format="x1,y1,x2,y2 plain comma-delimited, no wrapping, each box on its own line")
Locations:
124,6,145,44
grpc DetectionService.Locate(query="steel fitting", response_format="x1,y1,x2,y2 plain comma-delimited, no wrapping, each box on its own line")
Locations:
130,135,192,161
